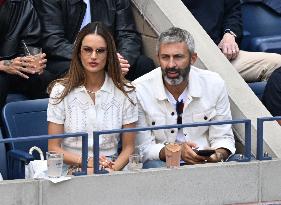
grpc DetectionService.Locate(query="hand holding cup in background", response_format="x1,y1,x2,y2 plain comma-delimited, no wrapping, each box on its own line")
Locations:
22,41,47,75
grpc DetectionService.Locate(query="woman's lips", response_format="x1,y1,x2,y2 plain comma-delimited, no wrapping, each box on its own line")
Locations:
89,62,98,67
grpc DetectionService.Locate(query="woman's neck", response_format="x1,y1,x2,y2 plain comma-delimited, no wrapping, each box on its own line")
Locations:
85,71,106,93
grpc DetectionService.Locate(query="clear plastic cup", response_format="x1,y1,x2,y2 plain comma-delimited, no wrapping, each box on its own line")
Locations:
46,151,63,178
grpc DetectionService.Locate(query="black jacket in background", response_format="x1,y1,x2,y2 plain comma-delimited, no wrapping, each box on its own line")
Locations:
0,0,41,60
34,0,142,75
182,0,243,45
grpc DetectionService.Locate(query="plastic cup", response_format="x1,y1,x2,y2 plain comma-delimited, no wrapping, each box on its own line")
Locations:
165,143,181,168
46,151,63,178
23,46,42,72
128,154,143,171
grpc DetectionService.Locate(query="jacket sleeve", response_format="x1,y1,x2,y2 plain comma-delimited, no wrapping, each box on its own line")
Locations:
19,0,41,48
223,0,243,41
208,80,236,154
33,0,73,60
115,0,142,66
0,0,41,59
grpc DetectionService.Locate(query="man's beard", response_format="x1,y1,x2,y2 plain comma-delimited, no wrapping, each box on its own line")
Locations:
161,65,191,86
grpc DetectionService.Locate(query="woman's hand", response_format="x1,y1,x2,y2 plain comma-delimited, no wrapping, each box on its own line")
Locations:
99,155,115,171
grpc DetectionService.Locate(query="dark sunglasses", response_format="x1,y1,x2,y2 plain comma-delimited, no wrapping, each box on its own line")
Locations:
176,100,184,125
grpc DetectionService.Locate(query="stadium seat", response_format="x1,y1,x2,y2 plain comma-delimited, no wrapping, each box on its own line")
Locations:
240,0,281,53
6,94,28,103
0,130,7,180
2,98,49,179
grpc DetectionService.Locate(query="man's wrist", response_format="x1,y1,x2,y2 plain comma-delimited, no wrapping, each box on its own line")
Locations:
224,29,237,38
0,60,11,72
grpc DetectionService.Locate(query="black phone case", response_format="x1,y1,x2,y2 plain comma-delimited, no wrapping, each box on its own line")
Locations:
196,149,215,157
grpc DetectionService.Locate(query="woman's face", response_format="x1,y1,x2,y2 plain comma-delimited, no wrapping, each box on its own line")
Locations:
80,34,107,75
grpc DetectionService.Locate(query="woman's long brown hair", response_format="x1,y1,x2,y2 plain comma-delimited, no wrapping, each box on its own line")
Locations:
48,21,135,104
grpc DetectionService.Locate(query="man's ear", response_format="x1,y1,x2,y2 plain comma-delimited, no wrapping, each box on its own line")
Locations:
190,52,198,65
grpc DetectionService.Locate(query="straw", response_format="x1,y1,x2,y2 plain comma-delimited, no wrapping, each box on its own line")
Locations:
21,40,31,56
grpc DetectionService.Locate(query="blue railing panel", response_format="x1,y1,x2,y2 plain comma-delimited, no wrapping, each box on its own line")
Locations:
256,116,281,160
0,132,89,177
93,119,252,174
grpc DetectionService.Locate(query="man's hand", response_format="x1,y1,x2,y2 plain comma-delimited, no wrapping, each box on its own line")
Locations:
181,142,208,164
36,53,47,75
117,53,130,76
207,148,231,163
218,33,239,60
1,57,36,79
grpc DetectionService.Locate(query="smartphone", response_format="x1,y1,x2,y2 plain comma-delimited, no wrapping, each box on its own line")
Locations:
195,149,215,157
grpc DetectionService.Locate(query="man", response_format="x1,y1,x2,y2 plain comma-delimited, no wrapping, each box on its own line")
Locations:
34,0,154,82
182,0,281,82
133,27,235,167
0,0,47,117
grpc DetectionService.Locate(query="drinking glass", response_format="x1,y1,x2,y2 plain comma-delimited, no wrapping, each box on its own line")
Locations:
128,154,143,171
23,46,42,72
46,151,63,178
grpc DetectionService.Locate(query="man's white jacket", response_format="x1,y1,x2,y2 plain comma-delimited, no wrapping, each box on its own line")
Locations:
133,66,236,162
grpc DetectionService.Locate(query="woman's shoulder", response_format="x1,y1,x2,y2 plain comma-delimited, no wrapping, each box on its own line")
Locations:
49,82,66,99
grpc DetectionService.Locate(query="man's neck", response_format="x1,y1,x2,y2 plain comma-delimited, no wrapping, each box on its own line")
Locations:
164,80,188,100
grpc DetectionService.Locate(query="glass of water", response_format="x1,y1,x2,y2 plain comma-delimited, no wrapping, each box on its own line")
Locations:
128,154,143,171
46,151,63,178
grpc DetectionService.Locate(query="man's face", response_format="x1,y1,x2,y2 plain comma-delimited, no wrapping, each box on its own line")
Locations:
158,42,197,86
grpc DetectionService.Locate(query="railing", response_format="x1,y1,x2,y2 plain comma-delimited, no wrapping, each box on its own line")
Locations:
93,119,252,174
257,116,281,160
0,132,89,178
0,118,255,177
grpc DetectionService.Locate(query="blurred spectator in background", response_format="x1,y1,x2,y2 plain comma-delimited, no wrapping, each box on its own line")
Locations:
34,0,155,82
0,0,47,118
262,68,281,125
183,0,281,82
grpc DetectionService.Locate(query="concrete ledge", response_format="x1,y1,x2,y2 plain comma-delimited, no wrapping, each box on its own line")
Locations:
2,160,281,205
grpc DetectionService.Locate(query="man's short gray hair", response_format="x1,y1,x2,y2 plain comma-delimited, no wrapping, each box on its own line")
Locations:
156,27,195,54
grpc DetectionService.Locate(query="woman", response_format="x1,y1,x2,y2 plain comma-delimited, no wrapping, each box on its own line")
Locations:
47,22,138,173
0,0,47,119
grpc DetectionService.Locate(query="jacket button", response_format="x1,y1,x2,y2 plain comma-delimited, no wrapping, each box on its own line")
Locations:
152,121,155,125
204,116,208,120
171,112,175,116
171,130,175,133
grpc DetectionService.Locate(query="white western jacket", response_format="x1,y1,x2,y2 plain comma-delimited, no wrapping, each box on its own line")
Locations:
133,66,236,162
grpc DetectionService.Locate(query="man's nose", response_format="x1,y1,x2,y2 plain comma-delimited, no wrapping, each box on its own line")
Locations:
167,57,176,68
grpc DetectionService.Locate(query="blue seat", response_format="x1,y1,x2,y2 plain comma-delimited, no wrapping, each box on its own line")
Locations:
0,130,7,180
2,98,49,179
240,0,281,53
248,81,267,100
6,94,28,104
